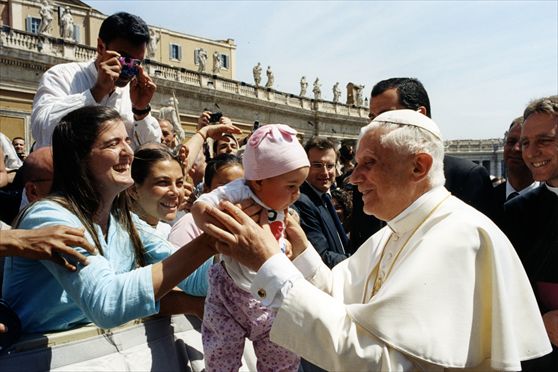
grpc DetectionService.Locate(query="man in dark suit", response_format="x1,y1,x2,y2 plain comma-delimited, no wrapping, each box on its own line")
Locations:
494,116,538,205
293,137,349,268
349,77,499,252
293,137,350,372
503,96,558,370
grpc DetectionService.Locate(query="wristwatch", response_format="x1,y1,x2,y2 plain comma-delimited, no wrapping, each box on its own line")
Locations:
132,104,151,116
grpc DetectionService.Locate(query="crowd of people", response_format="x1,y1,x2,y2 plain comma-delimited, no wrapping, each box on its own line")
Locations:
0,10,556,372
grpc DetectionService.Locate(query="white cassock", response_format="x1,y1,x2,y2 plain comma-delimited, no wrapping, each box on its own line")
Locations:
253,186,551,371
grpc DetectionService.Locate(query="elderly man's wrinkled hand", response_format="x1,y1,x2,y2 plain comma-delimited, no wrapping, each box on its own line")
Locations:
204,201,279,271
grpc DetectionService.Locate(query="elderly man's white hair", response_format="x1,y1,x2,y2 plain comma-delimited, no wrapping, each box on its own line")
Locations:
357,109,445,187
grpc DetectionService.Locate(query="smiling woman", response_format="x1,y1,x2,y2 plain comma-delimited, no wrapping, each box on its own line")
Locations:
2,106,214,333
130,144,185,237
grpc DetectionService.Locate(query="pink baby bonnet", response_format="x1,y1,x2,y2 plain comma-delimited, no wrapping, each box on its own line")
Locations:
243,124,309,181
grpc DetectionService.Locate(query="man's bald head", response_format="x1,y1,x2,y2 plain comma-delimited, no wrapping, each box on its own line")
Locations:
20,147,54,202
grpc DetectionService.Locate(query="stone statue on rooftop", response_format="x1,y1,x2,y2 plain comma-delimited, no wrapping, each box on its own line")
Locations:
159,96,185,145
147,28,159,58
253,62,262,86
197,48,208,73
212,51,222,74
265,66,274,88
333,82,341,103
60,7,74,40
300,76,308,97
356,84,365,106
38,0,54,35
313,78,321,100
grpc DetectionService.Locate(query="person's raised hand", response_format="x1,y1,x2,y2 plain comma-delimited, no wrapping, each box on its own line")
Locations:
91,50,121,102
130,65,156,117
204,200,279,271
179,181,196,212
197,111,212,130
218,116,233,126
201,121,242,141
176,144,189,167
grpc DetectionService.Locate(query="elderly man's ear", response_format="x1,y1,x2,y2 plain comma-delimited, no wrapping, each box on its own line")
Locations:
412,153,433,181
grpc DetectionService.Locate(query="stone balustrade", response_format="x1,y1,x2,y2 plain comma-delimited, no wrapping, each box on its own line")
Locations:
0,26,41,50
445,138,503,153
75,44,96,61
0,26,368,120
0,26,369,140
143,57,369,119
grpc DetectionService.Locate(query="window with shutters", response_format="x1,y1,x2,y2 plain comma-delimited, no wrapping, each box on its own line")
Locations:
170,43,182,61
219,53,229,69
26,16,42,34
73,25,81,43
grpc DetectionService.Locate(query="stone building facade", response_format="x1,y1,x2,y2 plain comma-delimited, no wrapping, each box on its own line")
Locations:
445,138,504,178
0,0,369,152
1,0,502,178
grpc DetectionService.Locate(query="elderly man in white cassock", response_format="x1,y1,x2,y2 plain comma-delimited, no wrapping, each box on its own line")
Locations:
204,109,551,371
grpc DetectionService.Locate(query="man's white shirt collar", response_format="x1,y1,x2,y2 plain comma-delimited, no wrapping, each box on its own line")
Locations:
306,182,330,198
505,181,539,198
544,182,558,196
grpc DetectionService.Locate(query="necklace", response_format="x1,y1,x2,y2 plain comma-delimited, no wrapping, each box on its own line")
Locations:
361,193,451,303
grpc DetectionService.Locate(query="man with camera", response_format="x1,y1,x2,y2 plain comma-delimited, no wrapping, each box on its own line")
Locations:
31,12,160,149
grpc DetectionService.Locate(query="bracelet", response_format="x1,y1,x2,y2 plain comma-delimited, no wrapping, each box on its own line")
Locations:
132,104,151,116
195,131,207,141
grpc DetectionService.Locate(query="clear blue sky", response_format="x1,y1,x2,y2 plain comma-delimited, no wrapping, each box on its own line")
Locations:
88,0,557,140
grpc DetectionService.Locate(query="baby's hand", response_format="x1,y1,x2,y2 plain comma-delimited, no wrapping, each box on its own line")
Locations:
235,199,262,223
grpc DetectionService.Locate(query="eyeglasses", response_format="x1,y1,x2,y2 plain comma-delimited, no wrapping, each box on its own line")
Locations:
310,162,336,171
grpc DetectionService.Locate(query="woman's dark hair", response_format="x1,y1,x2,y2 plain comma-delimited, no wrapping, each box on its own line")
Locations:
132,143,182,185
49,106,145,266
98,12,150,46
204,153,243,189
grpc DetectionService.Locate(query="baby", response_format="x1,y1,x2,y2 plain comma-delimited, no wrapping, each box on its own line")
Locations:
191,124,309,371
